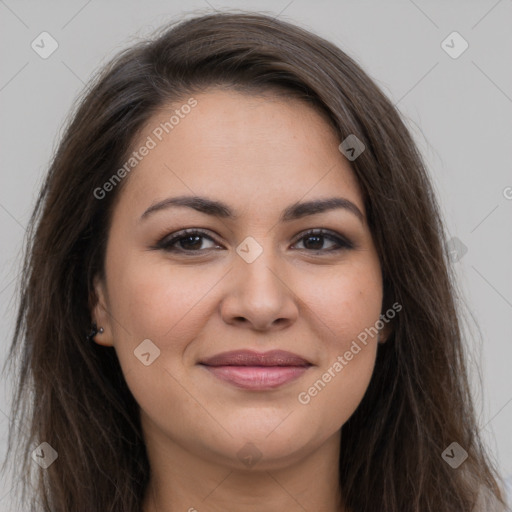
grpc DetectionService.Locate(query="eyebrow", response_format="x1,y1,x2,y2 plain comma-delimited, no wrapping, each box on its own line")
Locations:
140,195,364,223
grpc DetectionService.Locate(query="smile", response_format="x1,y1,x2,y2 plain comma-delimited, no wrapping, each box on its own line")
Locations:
199,350,313,390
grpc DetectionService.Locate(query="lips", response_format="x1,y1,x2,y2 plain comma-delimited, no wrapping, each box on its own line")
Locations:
200,349,311,367
199,350,312,390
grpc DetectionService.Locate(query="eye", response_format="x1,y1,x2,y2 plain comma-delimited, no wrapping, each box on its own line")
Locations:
156,229,223,254
292,229,354,252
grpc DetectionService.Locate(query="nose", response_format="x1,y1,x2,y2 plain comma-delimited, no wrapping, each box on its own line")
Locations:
219,248,299,332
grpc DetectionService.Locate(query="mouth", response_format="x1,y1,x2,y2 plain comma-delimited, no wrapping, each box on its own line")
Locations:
198,350,312,390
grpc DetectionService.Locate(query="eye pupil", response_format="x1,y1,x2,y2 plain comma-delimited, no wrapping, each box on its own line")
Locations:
304,235,323,250
180,235,202,250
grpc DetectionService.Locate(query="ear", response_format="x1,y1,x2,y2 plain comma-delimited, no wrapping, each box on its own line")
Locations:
378,318,394,344
90,274,114,347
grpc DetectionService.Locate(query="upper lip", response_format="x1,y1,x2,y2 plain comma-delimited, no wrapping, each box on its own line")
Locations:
199,350,312,367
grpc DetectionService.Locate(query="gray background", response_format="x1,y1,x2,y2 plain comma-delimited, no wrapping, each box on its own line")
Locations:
1,0,511,509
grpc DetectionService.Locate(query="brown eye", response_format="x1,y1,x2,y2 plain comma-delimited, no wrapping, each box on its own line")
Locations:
173,235,204,251
157,229,222,253
292,229,353,252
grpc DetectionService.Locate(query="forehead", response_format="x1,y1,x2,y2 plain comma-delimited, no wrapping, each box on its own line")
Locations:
115,88,364,220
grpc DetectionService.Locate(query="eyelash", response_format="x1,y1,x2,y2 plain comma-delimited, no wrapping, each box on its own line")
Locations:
154,228,354,255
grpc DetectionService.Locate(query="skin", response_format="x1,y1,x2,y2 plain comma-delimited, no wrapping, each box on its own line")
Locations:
92,88,391,512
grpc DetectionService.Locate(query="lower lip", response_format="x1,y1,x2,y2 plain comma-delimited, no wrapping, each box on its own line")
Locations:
202,365,310,390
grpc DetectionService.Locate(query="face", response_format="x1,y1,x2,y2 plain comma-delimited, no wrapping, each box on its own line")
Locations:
92,88,389,471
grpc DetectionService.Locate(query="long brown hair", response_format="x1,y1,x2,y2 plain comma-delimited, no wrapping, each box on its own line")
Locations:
1,11,507,512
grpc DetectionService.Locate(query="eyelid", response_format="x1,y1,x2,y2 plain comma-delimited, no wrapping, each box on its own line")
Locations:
155,228,223,251
290,228,354,250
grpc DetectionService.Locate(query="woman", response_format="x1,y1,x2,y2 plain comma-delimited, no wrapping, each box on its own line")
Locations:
2,11,509,512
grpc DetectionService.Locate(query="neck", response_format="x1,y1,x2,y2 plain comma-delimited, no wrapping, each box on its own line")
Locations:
141,422,346,512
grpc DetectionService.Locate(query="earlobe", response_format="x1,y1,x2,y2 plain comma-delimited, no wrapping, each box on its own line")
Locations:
90,275,114,347
378,321,394,344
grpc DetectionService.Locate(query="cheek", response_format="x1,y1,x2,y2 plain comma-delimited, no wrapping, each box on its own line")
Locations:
292,261,382,428
107,253,221,339
104,251,231,398
104,256,222,430
301,258,383,348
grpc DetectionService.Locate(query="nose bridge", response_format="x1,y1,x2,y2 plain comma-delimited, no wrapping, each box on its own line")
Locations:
220,235,298,330
234,235,283,296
